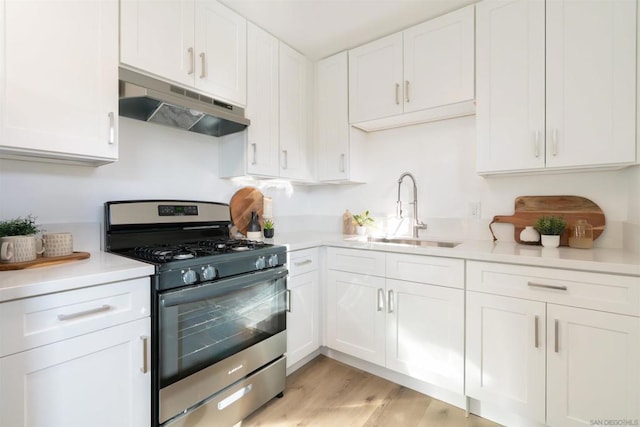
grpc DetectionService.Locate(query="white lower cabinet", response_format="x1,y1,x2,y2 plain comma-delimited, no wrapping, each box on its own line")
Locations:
466,261,640,426
286,248,321,369
0,278,151,427
326,248,464,394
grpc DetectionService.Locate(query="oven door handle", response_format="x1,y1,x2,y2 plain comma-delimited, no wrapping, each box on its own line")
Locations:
161,267,288,307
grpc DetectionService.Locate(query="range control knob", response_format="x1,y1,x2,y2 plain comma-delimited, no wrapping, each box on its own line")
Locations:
182,269,197,285
255,256,266,270
268,254,279,267
201,265,216,281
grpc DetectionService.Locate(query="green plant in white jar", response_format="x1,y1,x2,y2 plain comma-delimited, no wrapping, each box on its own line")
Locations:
534,215,566,248
352,211,374,236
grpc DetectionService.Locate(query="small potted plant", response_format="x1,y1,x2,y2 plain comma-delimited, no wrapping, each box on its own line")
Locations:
0,214,42,237
352,210,374,236
534,215,566,248
263,218,275,239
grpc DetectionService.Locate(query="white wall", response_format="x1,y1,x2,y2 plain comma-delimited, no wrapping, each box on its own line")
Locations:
0,115,635,248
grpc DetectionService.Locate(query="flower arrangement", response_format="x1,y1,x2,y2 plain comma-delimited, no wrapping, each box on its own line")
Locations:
352,210,374,227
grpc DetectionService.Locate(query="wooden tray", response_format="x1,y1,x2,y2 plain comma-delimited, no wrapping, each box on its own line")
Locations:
0,252,90,271
230,187,264,236
489,196,605,246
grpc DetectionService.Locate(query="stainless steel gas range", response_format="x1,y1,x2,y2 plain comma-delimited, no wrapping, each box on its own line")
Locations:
104,200,287,427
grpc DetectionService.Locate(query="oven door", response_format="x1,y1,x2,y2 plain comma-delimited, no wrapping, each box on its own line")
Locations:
158,266,287,424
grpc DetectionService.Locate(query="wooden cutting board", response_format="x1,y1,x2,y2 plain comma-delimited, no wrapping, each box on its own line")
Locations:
230,187,264,236
489,196,605,246
0,252,90,271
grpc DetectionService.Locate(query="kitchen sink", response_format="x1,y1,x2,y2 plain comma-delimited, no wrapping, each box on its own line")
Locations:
366,237,461,248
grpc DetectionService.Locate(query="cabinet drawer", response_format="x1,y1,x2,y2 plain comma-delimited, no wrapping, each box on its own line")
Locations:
386,253,464,289
467,261,640,316
327,247,386,276
0,277,150,357
288,248,319,276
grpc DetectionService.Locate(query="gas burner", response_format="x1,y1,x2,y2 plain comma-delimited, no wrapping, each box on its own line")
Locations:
133,246,196,262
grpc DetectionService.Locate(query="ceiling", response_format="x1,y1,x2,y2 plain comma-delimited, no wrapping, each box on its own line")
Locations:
220,0,477,61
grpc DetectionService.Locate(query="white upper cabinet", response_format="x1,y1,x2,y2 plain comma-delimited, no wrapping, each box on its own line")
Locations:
349,5,475,131
476,0,637,175
0,0,119,165
219,25,312,182
120,0,247,107
315,51,365,183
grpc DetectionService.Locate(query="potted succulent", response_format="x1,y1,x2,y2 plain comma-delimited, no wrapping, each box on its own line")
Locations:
534,215,566,248
352,210,374,236
263,218,275,238
0,214,42,237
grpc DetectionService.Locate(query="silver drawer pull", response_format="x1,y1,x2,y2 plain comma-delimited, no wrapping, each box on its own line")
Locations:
377,288,385,311
387,290,394,314
554,319,560,353
286,289,292,312
57,304,111,321
140,336,149,373
527,282,568,291
293,259,313,266
534,315,539,348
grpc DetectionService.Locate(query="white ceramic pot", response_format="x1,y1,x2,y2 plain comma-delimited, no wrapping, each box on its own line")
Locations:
355,225,366,236
520,226,540,243
540,234,560,248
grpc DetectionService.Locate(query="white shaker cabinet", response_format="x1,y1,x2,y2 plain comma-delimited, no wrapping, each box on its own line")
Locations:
0,0,118,165
220,24,312,181
326,248,465,394
466,261,640,426
476,0,637,174
0,278,151,427
286,248,321,370
348,5,475,131
315,51,365,183
120,0,247,107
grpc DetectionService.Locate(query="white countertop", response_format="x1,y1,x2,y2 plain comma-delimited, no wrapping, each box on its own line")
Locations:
271,232,640,276
0,251,155,302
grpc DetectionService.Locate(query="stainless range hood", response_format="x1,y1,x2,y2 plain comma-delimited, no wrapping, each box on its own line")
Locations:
119,68,249,137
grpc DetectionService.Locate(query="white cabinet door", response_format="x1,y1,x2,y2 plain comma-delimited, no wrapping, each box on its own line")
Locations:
246,22,280,177
326,270,386,366
279,43,311,181
476,0,545,173
386,279,464,393
403,5,474,113
466,292,546,424
545,0,636,169
316,51,350,182
194,0,247,106
0,318,151,427
286,270,320,368
120,0,194,87
0,0,118,165
348,33,404,123
547,305,640,427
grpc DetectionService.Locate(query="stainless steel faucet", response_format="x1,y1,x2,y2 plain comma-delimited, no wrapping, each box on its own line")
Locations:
397,172,427,238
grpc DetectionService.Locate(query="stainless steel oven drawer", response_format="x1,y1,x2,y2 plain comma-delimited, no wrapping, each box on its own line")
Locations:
163,356,286,427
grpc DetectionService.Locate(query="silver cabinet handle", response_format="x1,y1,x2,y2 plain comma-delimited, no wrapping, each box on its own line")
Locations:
108,112,115,145
282,150,288,170
387,290,394,313
554,319,559,353
395,83,400,105
377,288,385,311
199,52,206,78
286,289,292,312
405,80,410,103
293,259,312,266
528,282,568,291
534,130,540,158
251,143,257,165
57,304,111,321
534,315,539,348
140,336,149,373
551,128,558,156
339,153,345,173
188,47,195,75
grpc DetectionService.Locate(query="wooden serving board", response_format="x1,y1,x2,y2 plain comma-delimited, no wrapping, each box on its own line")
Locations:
230,187,264,236
0,251,90,271
489,196,605,246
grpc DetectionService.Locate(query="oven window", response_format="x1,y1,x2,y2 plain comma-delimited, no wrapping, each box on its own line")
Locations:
159,272,286,387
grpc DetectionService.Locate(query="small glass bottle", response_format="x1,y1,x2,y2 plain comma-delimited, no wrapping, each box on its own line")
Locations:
568,219,593,249
342,210,355,235
246,211,262,241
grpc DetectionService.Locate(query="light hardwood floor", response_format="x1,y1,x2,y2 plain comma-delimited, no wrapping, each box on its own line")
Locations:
242,356,501,427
